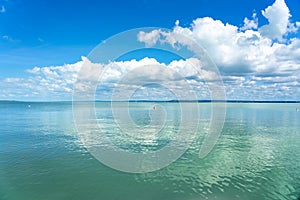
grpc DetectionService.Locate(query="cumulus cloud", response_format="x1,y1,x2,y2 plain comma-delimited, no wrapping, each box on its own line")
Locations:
136,0,300,100
259,0,293,40
0,58,83,100
139,20,300,76
137,30,161,47
138,0,300,75
1,53,299,101
0,56,223,100
241,13,258,31
1,0,300,101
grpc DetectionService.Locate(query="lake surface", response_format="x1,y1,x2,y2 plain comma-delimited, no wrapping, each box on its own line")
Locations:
0,102,300,200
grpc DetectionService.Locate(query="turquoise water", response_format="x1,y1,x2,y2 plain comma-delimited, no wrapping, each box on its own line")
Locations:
0,102,300,200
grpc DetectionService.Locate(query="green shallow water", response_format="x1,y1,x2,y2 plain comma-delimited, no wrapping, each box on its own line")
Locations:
0,102,300,200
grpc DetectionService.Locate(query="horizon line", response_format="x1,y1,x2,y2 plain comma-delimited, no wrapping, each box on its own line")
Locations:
1,100,300,103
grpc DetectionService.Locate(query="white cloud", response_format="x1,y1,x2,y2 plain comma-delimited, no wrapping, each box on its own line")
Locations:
137,30,161,47
241,13,258,31
259,0,296,40
1,57,217,100
0,58,85,100
137,1,300,76
1,53,299,101
1,0,300,101
136,0,300,100
2,35,19,42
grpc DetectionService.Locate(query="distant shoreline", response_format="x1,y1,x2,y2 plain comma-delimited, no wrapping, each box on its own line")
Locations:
1,100,300,103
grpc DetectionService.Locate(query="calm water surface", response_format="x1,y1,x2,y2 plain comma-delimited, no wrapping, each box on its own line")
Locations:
0,102,300,200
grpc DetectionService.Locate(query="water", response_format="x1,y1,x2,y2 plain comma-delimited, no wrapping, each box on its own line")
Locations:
0,101,300,200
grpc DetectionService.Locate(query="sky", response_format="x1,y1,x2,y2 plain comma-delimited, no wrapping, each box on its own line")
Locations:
0,0,300,101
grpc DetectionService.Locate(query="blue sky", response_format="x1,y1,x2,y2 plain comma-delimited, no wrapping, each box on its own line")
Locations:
1,0,300,101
